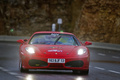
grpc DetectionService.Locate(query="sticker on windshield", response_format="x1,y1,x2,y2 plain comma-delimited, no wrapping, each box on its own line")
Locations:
51,33,59,36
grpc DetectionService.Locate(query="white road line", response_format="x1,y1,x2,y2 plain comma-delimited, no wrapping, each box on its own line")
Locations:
112,56,119,59
94,66,120,75
8,72,18,76
0,67,4,70
0,67,18,75
2,68,9,72
98,53,106,56
0,66,23,79
108,70,120,74
16,76,24,79
94,67,105,70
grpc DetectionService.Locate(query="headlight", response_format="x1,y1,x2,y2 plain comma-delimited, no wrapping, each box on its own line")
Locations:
25,47,35,54
78,48,86,55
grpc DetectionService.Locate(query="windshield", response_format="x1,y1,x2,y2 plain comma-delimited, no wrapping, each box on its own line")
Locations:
29,33,79,46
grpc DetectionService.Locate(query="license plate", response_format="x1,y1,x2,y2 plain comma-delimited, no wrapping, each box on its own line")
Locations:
48,58,65,63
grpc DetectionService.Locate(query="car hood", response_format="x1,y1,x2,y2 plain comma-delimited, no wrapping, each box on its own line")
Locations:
31,45,77,57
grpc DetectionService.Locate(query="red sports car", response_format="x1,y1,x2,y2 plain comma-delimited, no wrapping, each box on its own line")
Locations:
17,31,92,74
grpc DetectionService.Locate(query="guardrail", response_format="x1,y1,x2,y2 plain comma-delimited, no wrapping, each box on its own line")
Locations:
0,35,120,51
0,35,30,42
86,42,120,51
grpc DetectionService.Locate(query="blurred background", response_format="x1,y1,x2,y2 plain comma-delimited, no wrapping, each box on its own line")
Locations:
0,0,120,44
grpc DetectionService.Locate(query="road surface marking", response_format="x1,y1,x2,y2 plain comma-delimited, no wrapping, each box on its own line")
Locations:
0,67,4,70
112,56,119,59
8,72,18,75
0,67,9,72
108,70,120,74
0,66,25,79
94,67,105,70
94,66,120,75
16,76,24,79
98,53,106,56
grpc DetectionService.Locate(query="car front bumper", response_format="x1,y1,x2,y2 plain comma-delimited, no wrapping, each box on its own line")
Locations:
20,53,90,70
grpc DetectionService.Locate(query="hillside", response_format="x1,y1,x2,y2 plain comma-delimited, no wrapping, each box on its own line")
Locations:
0,0,120,44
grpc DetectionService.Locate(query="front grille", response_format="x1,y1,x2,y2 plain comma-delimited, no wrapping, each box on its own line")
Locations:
29,59,48,67
65,60,84,67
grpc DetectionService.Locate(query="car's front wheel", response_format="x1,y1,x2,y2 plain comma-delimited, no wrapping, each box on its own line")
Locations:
19,60,29,73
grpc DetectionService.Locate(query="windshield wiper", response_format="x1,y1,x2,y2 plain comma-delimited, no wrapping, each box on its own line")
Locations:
54,36,61,45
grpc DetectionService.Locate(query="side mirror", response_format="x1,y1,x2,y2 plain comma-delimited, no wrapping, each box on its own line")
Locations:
17,39,24,43
24,39,28,42
84,41,92,45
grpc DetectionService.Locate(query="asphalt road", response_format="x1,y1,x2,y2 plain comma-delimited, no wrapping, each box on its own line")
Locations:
0,42,120,80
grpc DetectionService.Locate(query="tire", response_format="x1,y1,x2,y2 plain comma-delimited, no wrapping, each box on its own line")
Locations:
19,61,29,73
